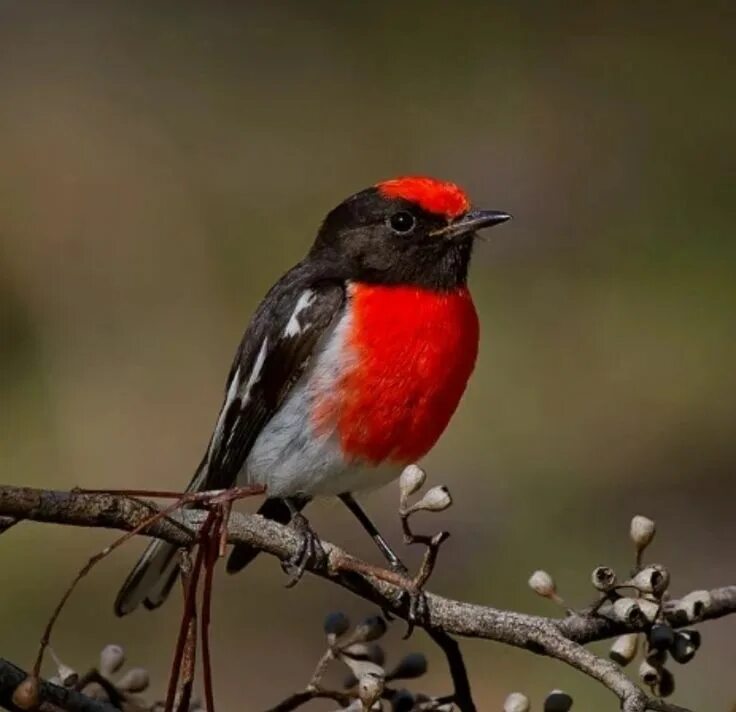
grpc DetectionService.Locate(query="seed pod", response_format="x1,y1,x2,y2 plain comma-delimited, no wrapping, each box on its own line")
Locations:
544,690,573,712
48,648,78,687
58,664,79,687
646,647,667,666
99,644,126,676
658,667,676,697
631,565,669,596
390,689,415,712
503,692,531,712
117,667,150,693
387,652,427,681
678,629,701,649
609,633,639,666
678,590,711,622
591,566,617,592
612,597,644,625
399,464,426,500
358,671,384,708
341,643,385,666
353,615,387,642
670,632,698,664
630,515,656,551
338,650,384,681
324,611,351,639
636,597,660,623
81,682,108,701
11,676,40,710
408,485,452,514
639,659,661,686
528,570,557,598
648,624,675,651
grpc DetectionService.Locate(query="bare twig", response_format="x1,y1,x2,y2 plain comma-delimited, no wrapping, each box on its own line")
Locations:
175,550,197,712
166,513,213,712
264,687,353,712
200,508,222,712
426,629,475,712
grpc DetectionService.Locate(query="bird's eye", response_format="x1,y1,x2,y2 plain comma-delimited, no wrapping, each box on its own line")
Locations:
388,211,416,234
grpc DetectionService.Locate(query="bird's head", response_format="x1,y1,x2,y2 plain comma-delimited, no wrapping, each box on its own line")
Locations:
311,176,511,290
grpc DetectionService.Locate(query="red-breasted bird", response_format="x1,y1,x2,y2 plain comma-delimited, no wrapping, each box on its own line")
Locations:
114,176,510,616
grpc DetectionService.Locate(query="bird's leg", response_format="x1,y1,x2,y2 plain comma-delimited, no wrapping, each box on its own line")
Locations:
339,493,408,574
282,498,325,587
339,493,427,634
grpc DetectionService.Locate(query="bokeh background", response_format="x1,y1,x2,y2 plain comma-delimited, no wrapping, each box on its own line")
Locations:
1,2,735,709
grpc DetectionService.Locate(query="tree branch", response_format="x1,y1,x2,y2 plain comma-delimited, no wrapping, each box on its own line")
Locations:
0,658,117,712
1,485,733,711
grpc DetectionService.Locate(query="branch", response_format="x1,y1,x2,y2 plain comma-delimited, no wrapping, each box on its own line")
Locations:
0,658,117,712
1,485,734,710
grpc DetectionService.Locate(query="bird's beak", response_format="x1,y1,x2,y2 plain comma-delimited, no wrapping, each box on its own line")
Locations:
432,209,512,239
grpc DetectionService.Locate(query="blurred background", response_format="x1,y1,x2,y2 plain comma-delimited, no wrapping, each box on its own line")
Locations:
1,2,734,709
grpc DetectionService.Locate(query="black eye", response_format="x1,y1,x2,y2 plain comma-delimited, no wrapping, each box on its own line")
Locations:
389,211,416,234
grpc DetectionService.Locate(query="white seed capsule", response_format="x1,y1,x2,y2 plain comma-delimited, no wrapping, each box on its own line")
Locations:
609,633,639,666
528,570,557,598
638,659,661,686
636,598,660,623
591,566,617,592
357,671,384,708
409,485,452,513
631,565,670,596
117,667,150,693
99,644,126,676
630,515,656,551
678,590,711,622
58,663,79,687
503,692,531,712
612,597,644,624
399,464,426,499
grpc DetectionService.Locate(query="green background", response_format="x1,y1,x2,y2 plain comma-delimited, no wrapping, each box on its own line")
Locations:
0,2,734,709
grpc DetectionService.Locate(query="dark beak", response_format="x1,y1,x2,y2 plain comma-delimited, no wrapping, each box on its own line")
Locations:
433,209,512,239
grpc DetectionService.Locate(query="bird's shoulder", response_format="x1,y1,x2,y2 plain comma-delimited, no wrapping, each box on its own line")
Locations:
227,260,347,390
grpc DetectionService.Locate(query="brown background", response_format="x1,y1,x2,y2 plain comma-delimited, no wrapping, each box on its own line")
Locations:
1,2,734,709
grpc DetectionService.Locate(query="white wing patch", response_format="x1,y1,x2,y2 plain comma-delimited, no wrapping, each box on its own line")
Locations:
284,289,315,337
242,337,268,402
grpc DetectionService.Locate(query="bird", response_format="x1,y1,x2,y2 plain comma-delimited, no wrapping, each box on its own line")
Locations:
114,175,510,616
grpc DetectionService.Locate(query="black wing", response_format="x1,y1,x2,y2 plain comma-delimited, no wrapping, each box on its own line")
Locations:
203,275,345,490
113,270,344,615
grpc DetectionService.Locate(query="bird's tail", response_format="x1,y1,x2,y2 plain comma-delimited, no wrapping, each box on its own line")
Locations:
226,496,308,573
114,460,208,617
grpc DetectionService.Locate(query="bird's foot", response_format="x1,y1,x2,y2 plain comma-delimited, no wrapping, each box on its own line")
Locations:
376,559,428,637
282,513,325,587
393,579,429,639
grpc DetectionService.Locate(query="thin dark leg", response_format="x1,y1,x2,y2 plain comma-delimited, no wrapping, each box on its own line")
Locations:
339,493,408,574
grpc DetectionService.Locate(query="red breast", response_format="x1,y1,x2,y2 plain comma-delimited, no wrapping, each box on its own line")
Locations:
315,282,479,465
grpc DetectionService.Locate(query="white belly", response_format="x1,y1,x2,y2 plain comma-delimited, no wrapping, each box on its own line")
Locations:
241,310,400,497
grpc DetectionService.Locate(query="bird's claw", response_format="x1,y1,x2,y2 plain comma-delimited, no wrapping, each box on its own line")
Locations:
398,586,428,639
386,560,427,638
282,513,325,587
